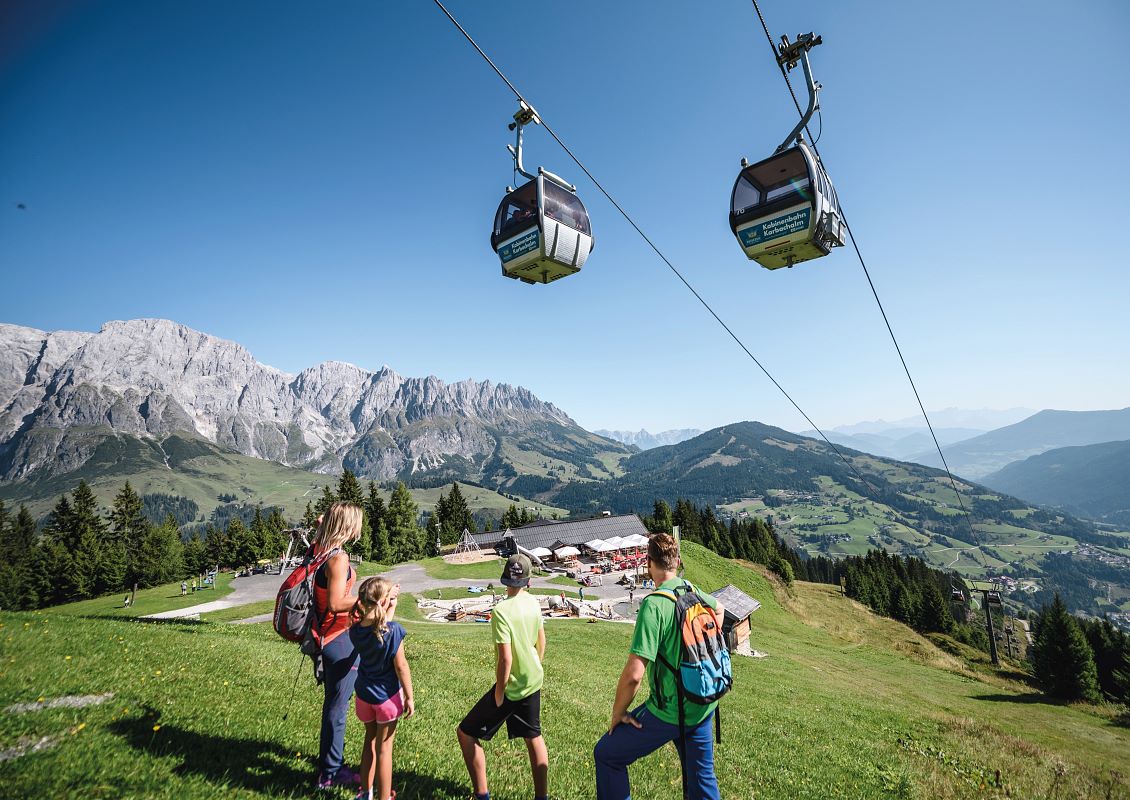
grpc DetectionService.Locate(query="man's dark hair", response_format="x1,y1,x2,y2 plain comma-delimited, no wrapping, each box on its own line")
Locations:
647,533,679,572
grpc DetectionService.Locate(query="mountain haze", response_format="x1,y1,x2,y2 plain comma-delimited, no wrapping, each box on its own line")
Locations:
910,407,1130,479
803,426,984,461
593,428,702,450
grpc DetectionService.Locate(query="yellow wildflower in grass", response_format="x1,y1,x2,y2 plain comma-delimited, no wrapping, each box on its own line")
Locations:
152,724,161,732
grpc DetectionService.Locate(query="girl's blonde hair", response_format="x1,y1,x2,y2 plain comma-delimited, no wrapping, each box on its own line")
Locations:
312,502,363,553
352,577,395,641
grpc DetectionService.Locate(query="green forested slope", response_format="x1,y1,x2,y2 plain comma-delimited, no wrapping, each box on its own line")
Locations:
982,440,1130,524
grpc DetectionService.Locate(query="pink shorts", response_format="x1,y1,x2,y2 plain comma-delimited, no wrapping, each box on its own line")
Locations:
355,690,405,724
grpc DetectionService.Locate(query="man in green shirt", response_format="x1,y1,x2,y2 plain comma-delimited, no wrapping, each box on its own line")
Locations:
457,553,549,800
594,533,725,800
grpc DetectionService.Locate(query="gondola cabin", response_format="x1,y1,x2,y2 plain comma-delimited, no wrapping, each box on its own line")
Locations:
491,174,593,284
729,140,845,270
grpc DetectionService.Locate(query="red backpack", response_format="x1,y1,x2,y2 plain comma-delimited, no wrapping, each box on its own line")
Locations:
273,546,340,644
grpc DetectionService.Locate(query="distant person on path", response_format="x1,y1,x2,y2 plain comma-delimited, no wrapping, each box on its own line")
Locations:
181,581,187,596
350,577,415,800
456,554,549,800
593,533,726,800
311,502,364,790
578,585,585,604
123,595,130,608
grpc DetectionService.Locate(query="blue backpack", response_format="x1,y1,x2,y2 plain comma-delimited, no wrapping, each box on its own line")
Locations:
651,582,733,729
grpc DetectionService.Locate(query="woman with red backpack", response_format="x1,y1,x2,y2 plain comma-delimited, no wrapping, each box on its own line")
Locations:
310,502,364,790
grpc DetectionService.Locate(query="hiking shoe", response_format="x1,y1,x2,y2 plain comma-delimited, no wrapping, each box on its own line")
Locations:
317,767,361,789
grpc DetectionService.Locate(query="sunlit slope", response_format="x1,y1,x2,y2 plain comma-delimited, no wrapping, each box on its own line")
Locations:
0,431,565,523
2,543,1126,799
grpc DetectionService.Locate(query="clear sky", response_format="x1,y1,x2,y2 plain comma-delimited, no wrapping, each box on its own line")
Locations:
2,0,1128,435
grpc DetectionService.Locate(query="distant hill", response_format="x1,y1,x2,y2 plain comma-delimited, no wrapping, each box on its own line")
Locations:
593,428,701,450
802,426,984,461
549,421,1130,617
910,407,1130,479
982,439,1130,525
826,407,1034,436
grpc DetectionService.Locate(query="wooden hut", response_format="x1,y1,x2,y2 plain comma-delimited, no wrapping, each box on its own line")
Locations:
710,584,760,653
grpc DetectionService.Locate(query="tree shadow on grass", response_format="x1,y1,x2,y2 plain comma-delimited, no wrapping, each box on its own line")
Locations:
109,712,469,798
391,771,470,799
109,713,313,796
972,692,1061,705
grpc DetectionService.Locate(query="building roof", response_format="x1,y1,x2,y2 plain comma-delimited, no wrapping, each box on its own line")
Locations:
710,584,760,621
473,514,650,552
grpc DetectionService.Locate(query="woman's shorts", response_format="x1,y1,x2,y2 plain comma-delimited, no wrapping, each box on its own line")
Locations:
355,690,405,724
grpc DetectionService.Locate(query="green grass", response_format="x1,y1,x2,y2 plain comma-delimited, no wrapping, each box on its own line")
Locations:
198,601,277,624
47,573,236,619
1,543,1127,799
419,557,504,580
547,575,581,588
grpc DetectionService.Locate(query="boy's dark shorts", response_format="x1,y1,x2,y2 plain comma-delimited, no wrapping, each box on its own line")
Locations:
458,687,542,741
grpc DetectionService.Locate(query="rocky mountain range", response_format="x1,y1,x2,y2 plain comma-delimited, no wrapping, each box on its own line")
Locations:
593,428,702,451
0,319,627,485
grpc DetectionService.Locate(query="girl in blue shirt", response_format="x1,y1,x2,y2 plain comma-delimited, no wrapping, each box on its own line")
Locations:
349,577,415,800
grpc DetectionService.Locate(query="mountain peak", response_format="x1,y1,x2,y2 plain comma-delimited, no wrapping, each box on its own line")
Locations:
0,318,620,482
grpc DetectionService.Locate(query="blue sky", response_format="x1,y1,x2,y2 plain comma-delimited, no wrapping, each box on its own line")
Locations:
2,0,1128,434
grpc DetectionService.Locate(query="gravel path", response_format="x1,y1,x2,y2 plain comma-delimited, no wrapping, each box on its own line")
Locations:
141,572,289,620
159,560,650,624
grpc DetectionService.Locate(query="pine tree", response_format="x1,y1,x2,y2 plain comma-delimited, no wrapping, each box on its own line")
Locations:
371,518,391,564
227,519,256,571
266,507,289,558
57,482,106,600
203,523,229,569
365,482,387,529
1032,594,1102,703
250,506,270,561
136,514,185,587
502,504,522,531
915,583,953,633
386,482,422,562
652,500,674,534
183,530,206,576
111,482,150,587
337,469,364,506
0,506,39,609
443,483,474,542
1080,617,1130,704
314,485,337,518
302,501,318,529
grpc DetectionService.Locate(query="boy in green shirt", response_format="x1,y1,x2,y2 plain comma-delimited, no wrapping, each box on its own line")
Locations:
594,533,725,800
457,553,549,800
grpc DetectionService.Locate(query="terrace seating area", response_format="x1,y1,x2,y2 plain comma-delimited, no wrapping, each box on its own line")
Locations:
470,513,655,576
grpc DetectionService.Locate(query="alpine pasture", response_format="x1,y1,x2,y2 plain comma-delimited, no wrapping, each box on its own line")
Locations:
2,543,1127,799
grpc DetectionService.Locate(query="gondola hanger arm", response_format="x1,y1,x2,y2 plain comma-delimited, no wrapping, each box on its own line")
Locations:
775,33,823,154
507,100,541,182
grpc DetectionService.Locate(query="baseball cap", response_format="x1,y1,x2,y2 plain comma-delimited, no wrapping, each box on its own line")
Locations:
500,553,533,587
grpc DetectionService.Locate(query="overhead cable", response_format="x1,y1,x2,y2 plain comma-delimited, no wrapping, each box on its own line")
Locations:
430,0,877,494
748,0,980,544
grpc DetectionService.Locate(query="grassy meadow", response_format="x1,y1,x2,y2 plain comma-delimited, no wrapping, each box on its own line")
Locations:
1,543,1127,799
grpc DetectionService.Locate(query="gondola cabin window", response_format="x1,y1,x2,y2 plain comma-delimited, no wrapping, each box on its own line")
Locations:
495,181,539,242
542,181,590,235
